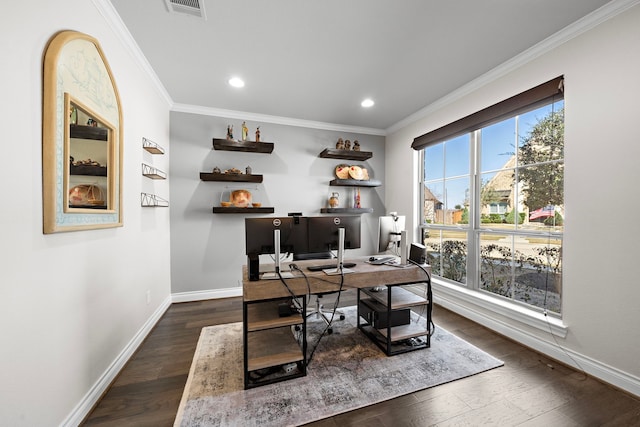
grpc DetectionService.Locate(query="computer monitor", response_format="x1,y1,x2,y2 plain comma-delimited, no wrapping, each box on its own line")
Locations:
307,215,361,253
245,217,309,280
245,217,309,256
377,214,405,254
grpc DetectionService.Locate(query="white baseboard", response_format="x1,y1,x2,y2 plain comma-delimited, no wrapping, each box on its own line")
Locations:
171,287,242,303
432,291,640,398
61,295,173,427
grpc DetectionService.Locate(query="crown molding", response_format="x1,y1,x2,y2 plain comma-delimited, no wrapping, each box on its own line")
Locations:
171,103,387,136
92,0,173,107
386,0,640,135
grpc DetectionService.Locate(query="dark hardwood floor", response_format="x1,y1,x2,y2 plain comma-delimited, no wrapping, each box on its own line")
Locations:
82,290,640,426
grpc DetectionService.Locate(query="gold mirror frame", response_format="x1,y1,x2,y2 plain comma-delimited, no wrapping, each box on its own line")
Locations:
43,31,123,233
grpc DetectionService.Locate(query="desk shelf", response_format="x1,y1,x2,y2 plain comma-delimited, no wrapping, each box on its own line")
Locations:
244,299,307,389
357,282,432,356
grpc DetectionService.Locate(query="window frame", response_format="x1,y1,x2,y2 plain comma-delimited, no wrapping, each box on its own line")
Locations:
416,77,566,333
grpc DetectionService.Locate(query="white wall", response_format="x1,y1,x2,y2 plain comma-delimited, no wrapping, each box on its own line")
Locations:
0,1,172,425
169,112,385,296
386,3,640,394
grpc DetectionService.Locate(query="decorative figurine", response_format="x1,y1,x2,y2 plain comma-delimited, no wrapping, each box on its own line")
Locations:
245,165,252,175
354,188,361,208
255,126,261,142
213,166,221,174
242,121,249,141
344,139,351,150
336,138,345,150
226,125,234,140
353,140,360,151
329,192,340,208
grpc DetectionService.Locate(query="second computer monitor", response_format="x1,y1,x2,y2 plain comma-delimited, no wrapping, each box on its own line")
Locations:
307,216,361,253
377,215,406,253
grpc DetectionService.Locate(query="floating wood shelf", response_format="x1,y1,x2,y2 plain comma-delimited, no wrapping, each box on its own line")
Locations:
200,172,263,183
329,179,381,187
319,148,372,161
320,207,373,214
70,125,108,141
213,207,275,214
213,138,274,154
70,164,107,176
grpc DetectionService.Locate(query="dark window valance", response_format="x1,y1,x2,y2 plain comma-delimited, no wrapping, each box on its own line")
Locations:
411,76,564,151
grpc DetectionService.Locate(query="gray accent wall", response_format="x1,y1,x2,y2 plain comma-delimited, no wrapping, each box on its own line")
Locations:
169,112,386,294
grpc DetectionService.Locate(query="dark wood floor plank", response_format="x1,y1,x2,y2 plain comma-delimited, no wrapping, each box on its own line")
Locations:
82,296,640,426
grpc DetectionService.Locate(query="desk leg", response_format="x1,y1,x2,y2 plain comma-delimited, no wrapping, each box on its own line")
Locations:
242,302,249,389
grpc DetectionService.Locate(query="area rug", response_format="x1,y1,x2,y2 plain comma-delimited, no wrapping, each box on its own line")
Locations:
174,306,503,427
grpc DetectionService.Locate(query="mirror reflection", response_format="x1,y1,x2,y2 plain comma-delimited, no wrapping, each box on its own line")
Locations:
66,96,114,211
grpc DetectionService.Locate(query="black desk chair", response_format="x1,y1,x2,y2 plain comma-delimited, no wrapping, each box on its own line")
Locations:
293,252,345,334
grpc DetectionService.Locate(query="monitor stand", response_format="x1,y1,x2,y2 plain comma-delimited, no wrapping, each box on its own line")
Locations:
390,230,412,268
261,229,295,279
323,228,354,275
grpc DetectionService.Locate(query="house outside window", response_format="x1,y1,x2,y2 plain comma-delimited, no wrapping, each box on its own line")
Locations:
416,78,564,315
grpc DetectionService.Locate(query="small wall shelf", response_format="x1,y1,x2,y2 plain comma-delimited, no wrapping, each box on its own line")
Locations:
319,148,372,161
200,172,263,183
143,163,167,180
213,207,275,214
320,207,373,214
213,138,274,154
329,179,381,187
141,193,169,207
142,137,165,154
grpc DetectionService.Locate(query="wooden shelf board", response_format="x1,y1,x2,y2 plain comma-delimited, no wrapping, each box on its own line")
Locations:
143,173,166,180
362,285,429,309
320,208,373,214
200,172,263,183
70,125,108,141
329,179,381,187
213,138,274,153
247,328,303,371
376,322,429,341
319,148,372,161
213,207,274,214
143,146,164,154
247,301,303,332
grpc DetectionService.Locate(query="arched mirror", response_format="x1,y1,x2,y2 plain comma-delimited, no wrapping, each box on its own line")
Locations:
43,31,122,233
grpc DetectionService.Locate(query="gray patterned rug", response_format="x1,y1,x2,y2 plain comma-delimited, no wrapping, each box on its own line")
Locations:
174,306,503,426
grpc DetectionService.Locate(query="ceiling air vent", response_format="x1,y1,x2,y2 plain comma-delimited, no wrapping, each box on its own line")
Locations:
164,0,207,19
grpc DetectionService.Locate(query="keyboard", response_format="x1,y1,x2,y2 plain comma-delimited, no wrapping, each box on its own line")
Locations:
307,262,356,272
368,256,396,265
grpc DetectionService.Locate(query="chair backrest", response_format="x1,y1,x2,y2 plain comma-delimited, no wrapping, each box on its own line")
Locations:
293,252,333,261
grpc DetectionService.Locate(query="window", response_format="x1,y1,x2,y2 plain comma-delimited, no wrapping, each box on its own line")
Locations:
415,77,564,315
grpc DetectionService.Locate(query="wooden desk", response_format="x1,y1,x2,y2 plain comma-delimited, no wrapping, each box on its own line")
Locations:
241,257,432,388
243,256,427,301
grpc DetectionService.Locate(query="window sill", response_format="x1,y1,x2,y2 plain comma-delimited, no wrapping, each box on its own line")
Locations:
409,278,568,338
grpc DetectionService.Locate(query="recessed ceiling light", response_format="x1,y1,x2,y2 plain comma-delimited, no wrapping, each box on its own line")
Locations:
228,77,245,88
361,98,374,108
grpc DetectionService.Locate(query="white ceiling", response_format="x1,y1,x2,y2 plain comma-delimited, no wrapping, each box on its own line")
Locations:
109,0,612,133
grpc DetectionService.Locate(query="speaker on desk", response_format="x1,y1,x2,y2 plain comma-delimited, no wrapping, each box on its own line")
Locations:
409,243,427,265
248,254,260,281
